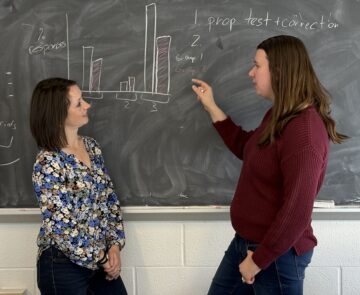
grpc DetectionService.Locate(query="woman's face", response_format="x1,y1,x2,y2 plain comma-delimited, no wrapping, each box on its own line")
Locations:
248,49,274,101
64,84,91,129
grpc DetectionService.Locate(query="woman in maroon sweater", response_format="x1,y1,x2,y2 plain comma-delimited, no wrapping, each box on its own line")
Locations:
192,35,348,295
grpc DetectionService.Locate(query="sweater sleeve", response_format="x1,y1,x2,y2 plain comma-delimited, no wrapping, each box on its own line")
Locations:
213,117,254,160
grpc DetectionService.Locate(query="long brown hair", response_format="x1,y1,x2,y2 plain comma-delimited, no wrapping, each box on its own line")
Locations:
257,35,348,146
30,77,76,151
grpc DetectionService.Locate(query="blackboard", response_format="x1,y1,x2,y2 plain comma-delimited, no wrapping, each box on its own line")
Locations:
1,0,359,208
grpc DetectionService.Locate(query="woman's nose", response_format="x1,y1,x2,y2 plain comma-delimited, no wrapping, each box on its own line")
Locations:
84,100,91,109
248,67,255,78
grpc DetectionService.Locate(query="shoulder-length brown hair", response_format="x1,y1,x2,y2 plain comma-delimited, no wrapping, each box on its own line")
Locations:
257,35,348,146
30,77,77,151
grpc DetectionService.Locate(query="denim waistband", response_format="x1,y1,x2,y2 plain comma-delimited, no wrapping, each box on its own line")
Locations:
235,233,259,250
41,246,67,258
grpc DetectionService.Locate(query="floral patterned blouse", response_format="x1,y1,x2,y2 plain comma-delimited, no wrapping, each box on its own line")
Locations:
32,136,125,270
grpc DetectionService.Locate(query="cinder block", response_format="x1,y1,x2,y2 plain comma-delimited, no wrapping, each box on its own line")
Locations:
0,289,25,295
121,222,182,267
119,267,135,295
304,267,340,295
342,267,360,295
0,224,38,268
311,221,360,266
184,221,234,266
0,270,36,295
136,267,216,295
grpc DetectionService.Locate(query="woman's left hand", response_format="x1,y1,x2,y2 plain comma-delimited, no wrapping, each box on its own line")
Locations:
104,244,122,280
239,250,261,284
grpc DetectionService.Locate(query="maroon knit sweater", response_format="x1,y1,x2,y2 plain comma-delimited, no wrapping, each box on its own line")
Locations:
213,106,329,269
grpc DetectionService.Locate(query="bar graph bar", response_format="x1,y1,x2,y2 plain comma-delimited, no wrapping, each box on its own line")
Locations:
82,46,103,99
144,3,157,93
90,58,102,92
155,36,171,94
82,46,93,91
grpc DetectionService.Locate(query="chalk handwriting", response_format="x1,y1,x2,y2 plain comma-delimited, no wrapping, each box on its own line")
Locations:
37,27,45,41
176,54,197,63
23,23,67,55
150,102,158,112
28,41,67,55
0,120,16,130
176,51,203,64
208,16,237,32
191,34,201,47
245,9,339,30
204,9,339,32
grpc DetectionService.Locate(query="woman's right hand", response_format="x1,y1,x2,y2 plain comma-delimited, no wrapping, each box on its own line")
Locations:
103,261,120,281
192,79,227,122
191,79,216,111
98,250,119,280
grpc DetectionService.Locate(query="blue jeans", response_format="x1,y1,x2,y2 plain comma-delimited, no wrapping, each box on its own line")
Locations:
37,246,127,295
208,234,313,295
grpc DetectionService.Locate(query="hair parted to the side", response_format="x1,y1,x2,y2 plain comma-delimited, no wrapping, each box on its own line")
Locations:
256,35,349,146
30,77,77,151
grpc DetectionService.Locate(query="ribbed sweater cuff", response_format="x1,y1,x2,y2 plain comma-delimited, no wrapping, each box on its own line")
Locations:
252,244,275,270
212,116,232,132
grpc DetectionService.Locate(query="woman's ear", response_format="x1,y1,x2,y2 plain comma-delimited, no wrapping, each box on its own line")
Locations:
271,67,280,82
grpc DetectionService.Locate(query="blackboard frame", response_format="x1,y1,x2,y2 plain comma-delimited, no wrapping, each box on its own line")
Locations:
1,0,359,208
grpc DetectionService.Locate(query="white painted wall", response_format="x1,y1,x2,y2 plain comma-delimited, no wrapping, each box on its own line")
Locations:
0,210,360,295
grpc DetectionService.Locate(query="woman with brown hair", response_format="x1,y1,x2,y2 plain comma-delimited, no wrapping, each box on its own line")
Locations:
192,35,348,295
30,78,127,294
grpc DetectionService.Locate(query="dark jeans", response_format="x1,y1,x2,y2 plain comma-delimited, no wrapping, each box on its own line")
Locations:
37,246,127,295
208,234,313,295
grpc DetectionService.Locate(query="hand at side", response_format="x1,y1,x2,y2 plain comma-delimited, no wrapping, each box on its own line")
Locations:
239,250,261,284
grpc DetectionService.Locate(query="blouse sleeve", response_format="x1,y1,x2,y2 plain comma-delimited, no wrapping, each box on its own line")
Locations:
32,151,105,267
104,174,126,250
92,141,126,250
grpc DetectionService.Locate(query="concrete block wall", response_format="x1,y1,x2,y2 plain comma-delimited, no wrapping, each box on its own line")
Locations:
0,215,360,294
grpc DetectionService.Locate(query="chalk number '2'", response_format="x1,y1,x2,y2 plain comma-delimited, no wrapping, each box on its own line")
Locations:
191,35,200,47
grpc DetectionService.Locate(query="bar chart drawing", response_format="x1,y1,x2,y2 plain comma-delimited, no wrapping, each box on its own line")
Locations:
78,3,171,106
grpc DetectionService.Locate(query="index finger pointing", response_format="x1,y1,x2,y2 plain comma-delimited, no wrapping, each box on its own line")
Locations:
192,78,205,86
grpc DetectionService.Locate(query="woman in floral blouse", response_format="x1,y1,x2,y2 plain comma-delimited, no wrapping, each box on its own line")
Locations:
30,77,127,294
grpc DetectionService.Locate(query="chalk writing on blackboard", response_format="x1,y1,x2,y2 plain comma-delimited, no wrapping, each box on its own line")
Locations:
22,23,67,56
0,72,20,167
243,9,339,30
204,9,340,32
79,3,172,113
0,136,14,148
